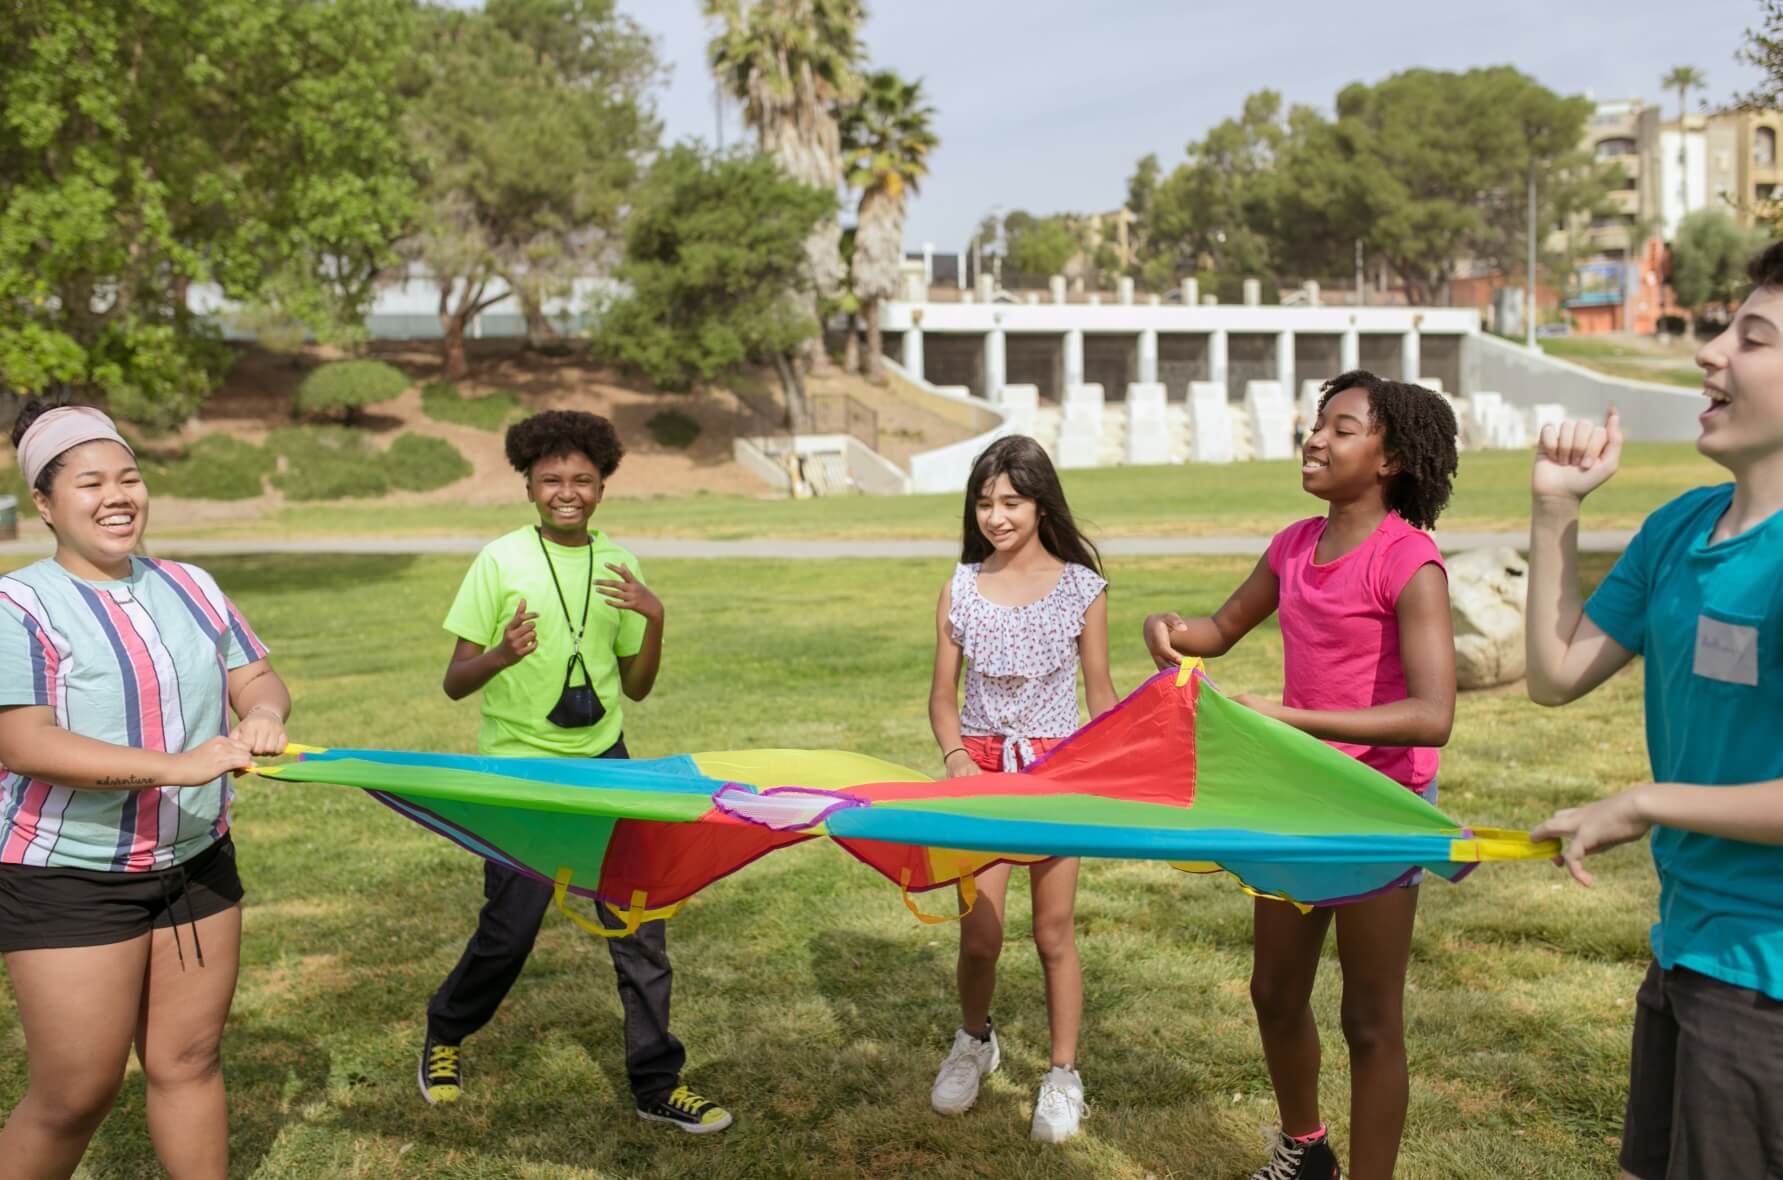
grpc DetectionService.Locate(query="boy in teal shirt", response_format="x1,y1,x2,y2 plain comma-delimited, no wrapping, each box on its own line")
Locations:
1526,243,1783,1179
419,411,731,1133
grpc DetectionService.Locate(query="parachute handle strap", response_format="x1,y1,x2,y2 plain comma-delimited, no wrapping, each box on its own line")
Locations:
1175,656,1205,687
552,868,678,939
899,866,977,925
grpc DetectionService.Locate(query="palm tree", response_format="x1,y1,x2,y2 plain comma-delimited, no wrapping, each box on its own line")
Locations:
1662,66,1706,232
706,0,863,391
841,70,937,383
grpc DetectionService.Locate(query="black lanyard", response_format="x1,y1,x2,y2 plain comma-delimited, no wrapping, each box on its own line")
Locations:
535,528,592,648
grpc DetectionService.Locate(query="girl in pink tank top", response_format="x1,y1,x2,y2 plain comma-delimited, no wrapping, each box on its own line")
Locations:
1143,371,1459,1180
927,436,1116,1143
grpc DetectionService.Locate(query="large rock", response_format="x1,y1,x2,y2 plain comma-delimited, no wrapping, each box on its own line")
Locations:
1448,546,1528,690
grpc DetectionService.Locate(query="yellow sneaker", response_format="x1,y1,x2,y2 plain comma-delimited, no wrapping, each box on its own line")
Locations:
636,1084,734,1134
419,1034,462,1105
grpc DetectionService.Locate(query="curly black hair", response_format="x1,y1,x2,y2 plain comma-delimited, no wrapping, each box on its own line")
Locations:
1748,239,1783,288
1317,369,1458,530
504,410,624,478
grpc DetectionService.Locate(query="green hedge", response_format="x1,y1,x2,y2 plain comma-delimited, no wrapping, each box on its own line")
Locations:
293,360,410,421
138,435,265,500
386,433,472,491
645,408,701,449
420,380,524,431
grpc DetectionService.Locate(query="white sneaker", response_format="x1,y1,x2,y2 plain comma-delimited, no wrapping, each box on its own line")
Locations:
1030,1066,1086,1143
929,1027,999,1115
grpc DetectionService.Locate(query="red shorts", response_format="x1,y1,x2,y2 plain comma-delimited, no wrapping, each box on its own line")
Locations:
961,734,1067,773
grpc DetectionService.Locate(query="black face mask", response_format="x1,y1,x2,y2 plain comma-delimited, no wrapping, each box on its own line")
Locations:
547,652,606,729
536,528,605,730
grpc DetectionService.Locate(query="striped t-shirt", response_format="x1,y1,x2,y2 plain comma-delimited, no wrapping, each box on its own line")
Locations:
0,557,269,872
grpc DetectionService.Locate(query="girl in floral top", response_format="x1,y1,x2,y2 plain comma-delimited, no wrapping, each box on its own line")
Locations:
926,434,1116,1143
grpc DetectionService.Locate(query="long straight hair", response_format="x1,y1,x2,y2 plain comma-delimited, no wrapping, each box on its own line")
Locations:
959,435,1103,574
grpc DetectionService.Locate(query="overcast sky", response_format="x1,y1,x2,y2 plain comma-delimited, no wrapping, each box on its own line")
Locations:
623,0,1770,252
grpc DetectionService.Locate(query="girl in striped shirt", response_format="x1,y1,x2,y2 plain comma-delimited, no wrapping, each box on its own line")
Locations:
0,399,290,1180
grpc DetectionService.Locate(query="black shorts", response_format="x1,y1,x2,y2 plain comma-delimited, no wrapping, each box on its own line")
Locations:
1620,960,1783,1179
0,836,243,953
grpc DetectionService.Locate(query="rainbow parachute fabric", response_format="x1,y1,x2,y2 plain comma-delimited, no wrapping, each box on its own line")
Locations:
250,664,1555,932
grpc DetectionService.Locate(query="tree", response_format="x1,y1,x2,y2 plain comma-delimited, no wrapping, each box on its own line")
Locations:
1662,66,1707,234
1670,208,1769,310
407,0,658,380
1271,69,1605,304
841,70,937,382
0,0,417,427
1008,218,1079,277
1132,91,1291,295
706,0,863,375
589,145,834,426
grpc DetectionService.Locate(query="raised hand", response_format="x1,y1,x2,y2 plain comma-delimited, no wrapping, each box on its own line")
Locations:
497,598,539,667
1143,611,1188,670
596,563,663,623
1532,406,1623,502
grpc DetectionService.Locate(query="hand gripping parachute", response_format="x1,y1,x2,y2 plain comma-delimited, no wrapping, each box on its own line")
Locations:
251,663,1557,930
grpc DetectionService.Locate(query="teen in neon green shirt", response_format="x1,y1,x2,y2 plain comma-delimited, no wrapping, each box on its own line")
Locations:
420,411,731,1134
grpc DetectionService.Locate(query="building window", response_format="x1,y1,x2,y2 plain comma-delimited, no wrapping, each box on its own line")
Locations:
1596,136,1637,159
1759,127,1778,166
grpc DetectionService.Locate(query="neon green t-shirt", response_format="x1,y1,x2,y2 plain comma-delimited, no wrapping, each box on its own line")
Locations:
444,526,647,758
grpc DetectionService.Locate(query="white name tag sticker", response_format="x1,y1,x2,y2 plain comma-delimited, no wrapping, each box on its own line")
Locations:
1693,614,1760,687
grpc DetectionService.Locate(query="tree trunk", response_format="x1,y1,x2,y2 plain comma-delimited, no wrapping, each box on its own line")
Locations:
442,315,470,381
773,351,810,432
864,298,884,384
842,314,861,374
518,287,559,352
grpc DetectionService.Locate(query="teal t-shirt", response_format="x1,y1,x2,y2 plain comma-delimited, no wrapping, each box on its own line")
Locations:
444,526,647,758
1585,483,1783,999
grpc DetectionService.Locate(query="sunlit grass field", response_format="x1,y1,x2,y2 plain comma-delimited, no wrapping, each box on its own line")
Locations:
0,545,1656,1179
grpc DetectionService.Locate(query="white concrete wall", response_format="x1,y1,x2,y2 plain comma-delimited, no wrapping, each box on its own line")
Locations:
1187,382,1235,463
1125,382,1170,465
891,359,1016,494
1465,333,1704,442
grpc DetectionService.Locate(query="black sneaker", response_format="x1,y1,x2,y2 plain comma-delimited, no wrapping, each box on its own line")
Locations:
636,1084,734,1134
1251,1130,1341,1180
418,1031,463,1106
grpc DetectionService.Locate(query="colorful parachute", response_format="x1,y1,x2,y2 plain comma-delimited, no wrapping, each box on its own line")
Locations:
250,664,1555,933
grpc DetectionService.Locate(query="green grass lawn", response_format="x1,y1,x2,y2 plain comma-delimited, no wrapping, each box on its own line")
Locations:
1538,337,1703,389
0,552,1654,1178
156,442,1720,543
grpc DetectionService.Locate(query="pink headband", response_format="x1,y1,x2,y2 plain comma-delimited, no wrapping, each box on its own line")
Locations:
16,406,135,491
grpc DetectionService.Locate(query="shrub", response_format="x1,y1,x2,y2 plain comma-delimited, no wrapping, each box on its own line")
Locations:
645,408,702,449
293,360,410,422
137,435,266,500
420,380,524,431
386,433,471,491
266,426,388,500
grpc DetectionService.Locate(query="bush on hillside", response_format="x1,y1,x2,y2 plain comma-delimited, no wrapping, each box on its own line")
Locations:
138,435,266,500
386,433,471,491
266,426,387,500
420,380,524,431
645,408,701,449
293,360,409,423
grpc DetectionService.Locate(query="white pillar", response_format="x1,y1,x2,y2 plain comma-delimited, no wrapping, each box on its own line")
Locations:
1118,276,1135,305
1242,278,1262,307
975,273,994,302
984,329,1007,399
1275,330,1295,406
1182,277,1199,306
1341,328,1360,373
1138,328,1158,384
1208,329,1229,395
1050,275,1068,304
1063,329,1084,388
922,241,935,287
903,326,925,381
1401,328,1420,383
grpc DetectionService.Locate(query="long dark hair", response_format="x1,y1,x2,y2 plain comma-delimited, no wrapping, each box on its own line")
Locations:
960,435,1102,574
